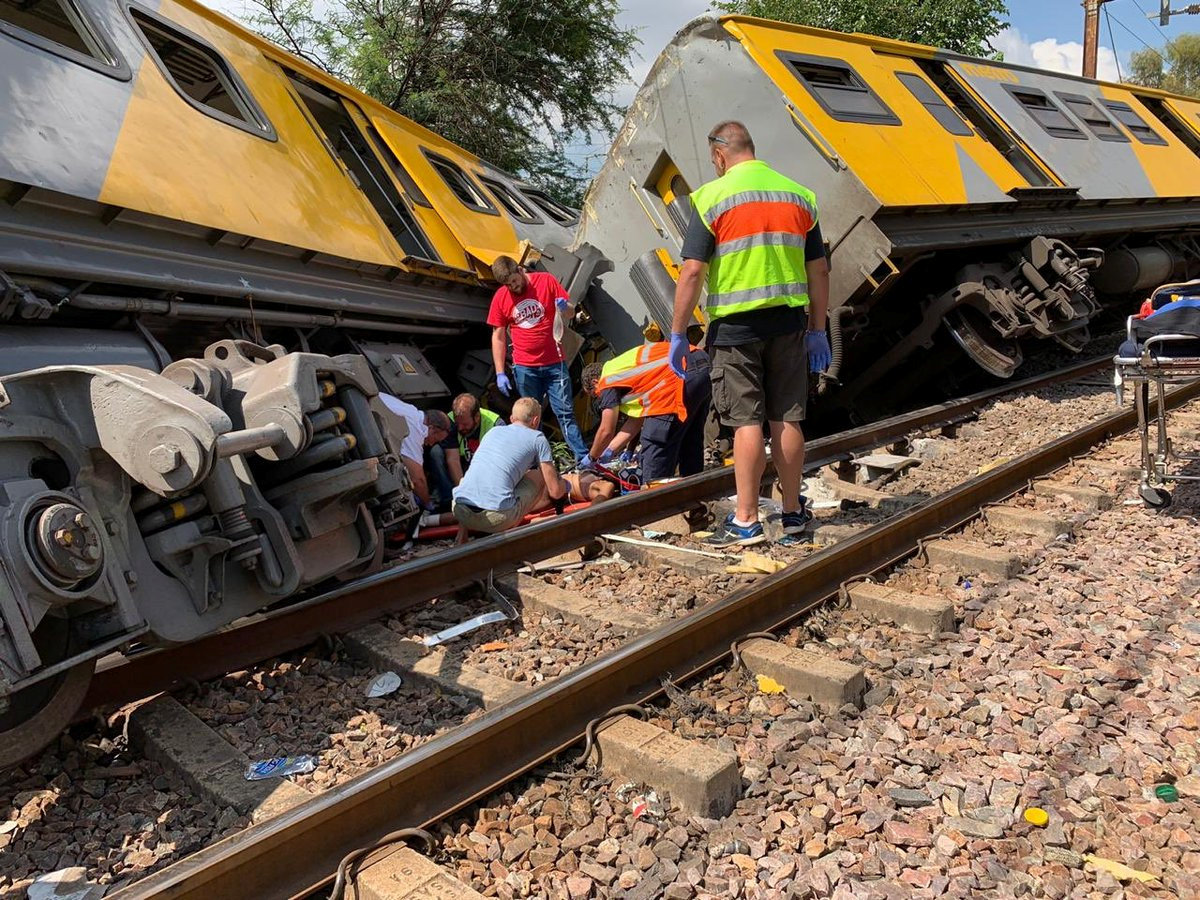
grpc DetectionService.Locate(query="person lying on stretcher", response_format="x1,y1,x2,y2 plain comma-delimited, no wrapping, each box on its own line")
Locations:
1119,280,1200,359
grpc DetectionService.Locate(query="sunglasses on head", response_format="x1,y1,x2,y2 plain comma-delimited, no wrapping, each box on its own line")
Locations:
707,134,728,146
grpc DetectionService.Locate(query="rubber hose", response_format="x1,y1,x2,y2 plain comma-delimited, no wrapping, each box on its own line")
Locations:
822,305,851,389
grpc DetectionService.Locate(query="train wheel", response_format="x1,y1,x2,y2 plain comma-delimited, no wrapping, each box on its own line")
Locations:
0,616,95,769
943,308,1022,379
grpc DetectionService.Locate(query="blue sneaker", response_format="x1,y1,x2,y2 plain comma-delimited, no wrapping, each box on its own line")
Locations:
704,514,766,547
781,499,813,535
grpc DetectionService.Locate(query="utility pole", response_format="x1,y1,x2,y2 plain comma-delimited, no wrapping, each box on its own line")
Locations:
1082,0,1113,79
1153,2,1200,25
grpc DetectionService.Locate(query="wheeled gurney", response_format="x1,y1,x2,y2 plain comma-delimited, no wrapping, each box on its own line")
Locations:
1113,281,1200,509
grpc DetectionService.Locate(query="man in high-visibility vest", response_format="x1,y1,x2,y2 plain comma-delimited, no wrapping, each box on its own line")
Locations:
668,121,831,547
580,337,711,482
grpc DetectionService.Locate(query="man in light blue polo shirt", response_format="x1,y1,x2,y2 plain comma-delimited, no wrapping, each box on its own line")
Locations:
452,397,569,541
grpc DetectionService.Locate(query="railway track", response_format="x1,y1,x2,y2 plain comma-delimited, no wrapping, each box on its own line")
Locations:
82,357,1112,714
99,363,1200,899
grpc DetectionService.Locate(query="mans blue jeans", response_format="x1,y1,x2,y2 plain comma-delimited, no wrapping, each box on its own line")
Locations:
425,443,455,512
514,361,587,459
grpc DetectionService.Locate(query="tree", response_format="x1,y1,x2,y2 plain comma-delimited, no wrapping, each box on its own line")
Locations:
713,0,1009,58
246,0,638,204
1128,34,1200,99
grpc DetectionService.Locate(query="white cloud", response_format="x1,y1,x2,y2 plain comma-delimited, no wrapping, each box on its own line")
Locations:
993,26,1123,83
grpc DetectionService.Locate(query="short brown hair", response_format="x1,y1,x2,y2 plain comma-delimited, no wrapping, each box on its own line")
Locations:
452,393,479,420
708,120,755,156
510,397,541,425
491,255,521,282
581,363,604,396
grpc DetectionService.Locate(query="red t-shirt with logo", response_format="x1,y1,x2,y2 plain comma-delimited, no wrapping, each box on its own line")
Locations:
487,271,566,367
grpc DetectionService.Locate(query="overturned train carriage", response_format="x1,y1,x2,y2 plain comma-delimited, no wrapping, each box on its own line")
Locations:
573,16,1200,416
0,0,586,761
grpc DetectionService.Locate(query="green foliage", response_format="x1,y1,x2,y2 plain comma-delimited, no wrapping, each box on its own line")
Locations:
1129,34,1200,99
713,0,1009,58
246,0,638,204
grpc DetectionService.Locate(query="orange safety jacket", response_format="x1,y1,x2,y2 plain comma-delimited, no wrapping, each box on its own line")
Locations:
595,342,691,421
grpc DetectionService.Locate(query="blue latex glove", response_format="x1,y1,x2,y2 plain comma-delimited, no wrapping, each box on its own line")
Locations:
496,372,513,396
667,332,687,378
555,297,570,313
579,453,594,470
805,330,832,373
599,448,615,464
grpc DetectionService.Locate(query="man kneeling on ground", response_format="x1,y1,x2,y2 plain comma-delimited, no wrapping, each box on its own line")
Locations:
451,397,569,542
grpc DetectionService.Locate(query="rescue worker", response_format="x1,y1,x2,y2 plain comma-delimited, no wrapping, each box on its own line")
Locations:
668,121,831,547
451,397,569,542
488,256,588,460
378,393,453,513
581,332,712,481
431,392,505,489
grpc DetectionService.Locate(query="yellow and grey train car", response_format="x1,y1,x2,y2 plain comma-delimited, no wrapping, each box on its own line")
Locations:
0,0,589,762
573,16,1200,413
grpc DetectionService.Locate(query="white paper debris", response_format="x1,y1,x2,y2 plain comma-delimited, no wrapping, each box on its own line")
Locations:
366,671,403,697
27,867,107,900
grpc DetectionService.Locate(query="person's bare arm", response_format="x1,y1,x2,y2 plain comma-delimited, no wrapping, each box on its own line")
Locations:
671,259,707,334
540,460,567,499
446,448,465,485
403,456,431,506
606,418,642,455
491,325,508,377
805,256,830,332
589,407,621,458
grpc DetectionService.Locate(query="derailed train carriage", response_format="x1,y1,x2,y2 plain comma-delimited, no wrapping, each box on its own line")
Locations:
0,0,595,761
572,16,1200,417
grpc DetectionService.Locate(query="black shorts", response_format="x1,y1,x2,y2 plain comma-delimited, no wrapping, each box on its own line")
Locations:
709,330,808,427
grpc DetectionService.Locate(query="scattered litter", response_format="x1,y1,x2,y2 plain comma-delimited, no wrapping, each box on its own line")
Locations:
727,552,787,575
977,457,1011,474
756,674,786,694
693,531,714,539
422,609,510,647
1023,807,1049,827
961,580,973,590
365,671,403,698
1154,783,1179,803
1082,853,1159,883
615,783,664,820
244,755,317,781
641,529,666,539
601,532,727,559
479,640,510,652
27,868,107,900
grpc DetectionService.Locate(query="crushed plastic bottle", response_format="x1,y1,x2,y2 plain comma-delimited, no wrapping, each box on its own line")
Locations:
244,755,317,781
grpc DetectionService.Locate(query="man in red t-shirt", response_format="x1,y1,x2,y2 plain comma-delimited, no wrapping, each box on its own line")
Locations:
488,256,587,459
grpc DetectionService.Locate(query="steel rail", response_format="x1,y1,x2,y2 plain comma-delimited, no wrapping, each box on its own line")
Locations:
83,357,1108,711
113,358,1173,900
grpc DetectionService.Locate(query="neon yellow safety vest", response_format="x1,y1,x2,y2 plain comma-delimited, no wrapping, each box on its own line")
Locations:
689,159,818,320
450,407,501,460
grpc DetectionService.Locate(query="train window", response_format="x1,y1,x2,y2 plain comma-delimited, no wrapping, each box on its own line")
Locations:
1056,93,1128,143
520,188,579,226
479,177,543,223
364,123,432,208
895,72,972,136
776,52,900,125
130,7,274,138
1006,87,1085,140
0,0,120,69
1102,100,1169,146
423,152,498,215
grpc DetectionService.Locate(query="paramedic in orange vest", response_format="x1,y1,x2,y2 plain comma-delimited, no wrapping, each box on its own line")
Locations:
581,338,711,481
668,120,830,547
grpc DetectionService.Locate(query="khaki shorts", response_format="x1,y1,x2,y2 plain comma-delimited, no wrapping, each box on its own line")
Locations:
452,475,540,534
710,330,808,428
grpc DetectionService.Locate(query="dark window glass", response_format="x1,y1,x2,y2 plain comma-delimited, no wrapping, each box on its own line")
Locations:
520,188,578,225
131,8,271,135
1103,100,1169,146
779,52,900,125
365,123,431,208
424,152,497,213
1008,87,1086,140
896,71,972,136
0,0,111,63
480,176,542,222
1056,93,1128,142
